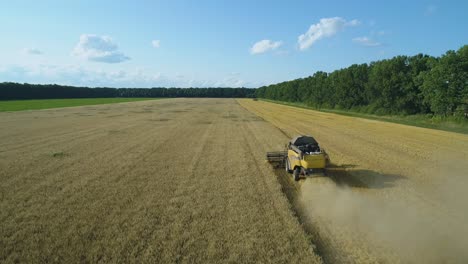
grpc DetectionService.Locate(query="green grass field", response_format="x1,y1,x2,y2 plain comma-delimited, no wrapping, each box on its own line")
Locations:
0,98,160,112
261,99,468,135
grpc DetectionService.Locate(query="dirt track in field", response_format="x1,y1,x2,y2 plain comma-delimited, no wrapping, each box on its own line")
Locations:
239,99,468,264
0,99,321,263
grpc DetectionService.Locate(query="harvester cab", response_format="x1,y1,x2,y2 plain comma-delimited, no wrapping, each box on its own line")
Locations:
267,135,329,181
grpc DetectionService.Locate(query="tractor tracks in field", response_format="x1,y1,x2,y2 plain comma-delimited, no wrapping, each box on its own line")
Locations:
271,167,335,264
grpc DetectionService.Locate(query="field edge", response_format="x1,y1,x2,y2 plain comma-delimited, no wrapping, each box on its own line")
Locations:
0,98,163,112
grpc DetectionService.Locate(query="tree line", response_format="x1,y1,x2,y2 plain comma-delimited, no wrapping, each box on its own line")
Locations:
0,83,255,100
256,45,467,116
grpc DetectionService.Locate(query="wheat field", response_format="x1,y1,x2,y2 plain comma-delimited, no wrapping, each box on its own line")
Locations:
2,98,468,263
0,99,321,263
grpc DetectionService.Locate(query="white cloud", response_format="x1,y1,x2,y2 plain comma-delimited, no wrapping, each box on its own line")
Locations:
72,34,130,63
250,39,282,54
352,37,381,47
212,72,246,87
22,48,43,55
346,19,361,27
151,40,160,48
0,64,161,87
0,64,260,88
298,17,360,50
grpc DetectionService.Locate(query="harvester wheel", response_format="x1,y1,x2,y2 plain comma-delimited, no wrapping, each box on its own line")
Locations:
285,158,292,173
293,167,300,181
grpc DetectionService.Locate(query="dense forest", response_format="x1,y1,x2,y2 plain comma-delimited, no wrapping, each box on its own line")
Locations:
256,45,467,116
0,83,255,100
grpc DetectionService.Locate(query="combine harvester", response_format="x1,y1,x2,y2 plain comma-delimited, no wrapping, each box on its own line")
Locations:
267,135,329,181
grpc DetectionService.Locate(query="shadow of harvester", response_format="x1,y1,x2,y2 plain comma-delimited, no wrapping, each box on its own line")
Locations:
269,161,406,190
326,163,406,189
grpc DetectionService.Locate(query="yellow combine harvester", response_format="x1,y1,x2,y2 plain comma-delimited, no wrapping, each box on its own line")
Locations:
266,135,329,181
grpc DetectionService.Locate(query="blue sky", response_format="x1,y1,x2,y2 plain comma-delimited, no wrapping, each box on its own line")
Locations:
0,0,466,88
